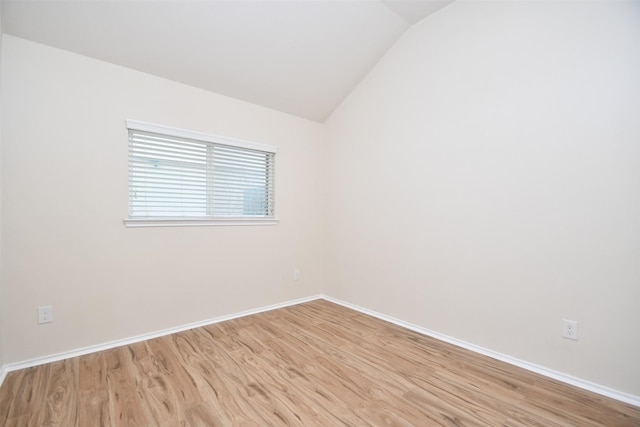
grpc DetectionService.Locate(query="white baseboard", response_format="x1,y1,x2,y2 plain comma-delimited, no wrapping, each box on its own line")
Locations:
0,366,7,389
0,294,323,388
322,295,640,408
1,293,638,408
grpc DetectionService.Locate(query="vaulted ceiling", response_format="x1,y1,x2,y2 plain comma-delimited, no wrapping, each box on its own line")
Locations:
1,1,453,122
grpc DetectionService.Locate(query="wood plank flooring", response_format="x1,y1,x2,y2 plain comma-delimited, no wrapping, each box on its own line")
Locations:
0,300,638,426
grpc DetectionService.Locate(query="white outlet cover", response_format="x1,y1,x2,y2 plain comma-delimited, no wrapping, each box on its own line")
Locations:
562,319,578,340
38,305,53,324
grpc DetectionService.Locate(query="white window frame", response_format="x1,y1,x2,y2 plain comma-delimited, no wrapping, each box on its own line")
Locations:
124,120,278,228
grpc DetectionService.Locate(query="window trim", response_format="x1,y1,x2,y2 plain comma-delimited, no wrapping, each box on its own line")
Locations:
123,217,279,228
124,120,279,228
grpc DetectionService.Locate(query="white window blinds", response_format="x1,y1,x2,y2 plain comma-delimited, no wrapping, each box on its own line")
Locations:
126,121,276,225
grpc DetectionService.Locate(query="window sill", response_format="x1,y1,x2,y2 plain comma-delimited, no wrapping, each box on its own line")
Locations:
123,217,279,228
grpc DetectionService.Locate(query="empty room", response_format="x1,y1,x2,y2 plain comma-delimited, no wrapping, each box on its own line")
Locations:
0,0,639,425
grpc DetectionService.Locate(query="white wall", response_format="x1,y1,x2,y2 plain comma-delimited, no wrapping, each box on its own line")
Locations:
0,35,324,363
324,1,640,396
0,1,4,372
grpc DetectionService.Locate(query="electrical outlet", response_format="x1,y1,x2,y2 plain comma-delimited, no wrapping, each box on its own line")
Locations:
562,319,578,340
38,305,53,324
293,269,301,281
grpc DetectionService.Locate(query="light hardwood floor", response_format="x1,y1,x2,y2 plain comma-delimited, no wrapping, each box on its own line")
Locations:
0,299,638,426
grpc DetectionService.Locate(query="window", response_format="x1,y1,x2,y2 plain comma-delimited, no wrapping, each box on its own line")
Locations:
124,120,277,227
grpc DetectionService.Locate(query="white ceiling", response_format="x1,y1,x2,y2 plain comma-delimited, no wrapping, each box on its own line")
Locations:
1,0,453,122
